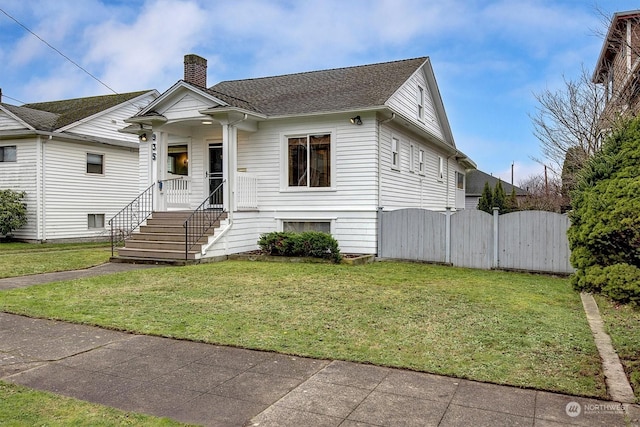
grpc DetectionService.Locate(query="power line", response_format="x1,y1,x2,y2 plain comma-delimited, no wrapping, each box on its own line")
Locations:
0,7,120,97
1,92,26,104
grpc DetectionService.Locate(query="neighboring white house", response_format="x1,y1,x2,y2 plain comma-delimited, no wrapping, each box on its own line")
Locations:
115,54,476,260
0,90,158,241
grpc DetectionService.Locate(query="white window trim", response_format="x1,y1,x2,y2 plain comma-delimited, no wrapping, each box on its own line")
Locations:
86,152,105,175
167,142,191,177
437,156,444,182
280,129,336,192
276,216,337,234
417,85,425,122
88,213,105,229
418,149,425,175
391,136,400,171
456,171,465,190
0,145,17,162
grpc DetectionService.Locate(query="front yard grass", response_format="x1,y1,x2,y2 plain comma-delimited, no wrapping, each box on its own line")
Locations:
0,261,607,398
0,381,191,426
0,242,111,278
595,295,640,402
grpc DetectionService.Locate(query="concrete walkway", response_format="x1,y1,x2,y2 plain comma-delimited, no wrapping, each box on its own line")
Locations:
0,264,638,426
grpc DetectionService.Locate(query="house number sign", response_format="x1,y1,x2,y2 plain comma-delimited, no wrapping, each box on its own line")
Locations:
152,143,156,161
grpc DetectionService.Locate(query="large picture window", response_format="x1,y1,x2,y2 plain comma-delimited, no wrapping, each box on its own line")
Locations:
288,134,331,188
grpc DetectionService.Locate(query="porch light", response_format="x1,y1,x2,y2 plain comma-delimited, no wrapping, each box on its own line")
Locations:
350,115,362,125
139,133,148,142
201,120,213,125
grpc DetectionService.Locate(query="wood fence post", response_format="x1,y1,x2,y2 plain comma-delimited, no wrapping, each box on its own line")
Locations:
445,207,452,264
377,206,383,257
493,207,500,268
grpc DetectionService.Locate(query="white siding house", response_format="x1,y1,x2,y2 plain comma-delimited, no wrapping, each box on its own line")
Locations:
116,55,475,260
0,90,158,241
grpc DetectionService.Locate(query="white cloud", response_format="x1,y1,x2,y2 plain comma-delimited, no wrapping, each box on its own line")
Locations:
82,0,209,93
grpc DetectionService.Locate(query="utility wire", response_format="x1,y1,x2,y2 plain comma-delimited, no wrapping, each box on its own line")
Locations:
0,7,120,97
1,93,26,104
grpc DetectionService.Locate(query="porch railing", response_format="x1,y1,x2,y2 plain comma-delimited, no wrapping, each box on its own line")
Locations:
109,183,154,256
161,177,190,208
183,180,226,260
236,172,258,210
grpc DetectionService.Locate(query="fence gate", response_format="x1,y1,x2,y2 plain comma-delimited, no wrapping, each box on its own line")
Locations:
378,208,574,274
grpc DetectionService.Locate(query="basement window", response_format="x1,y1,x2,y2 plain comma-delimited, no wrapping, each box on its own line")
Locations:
88,214,105,229
283,221,331,234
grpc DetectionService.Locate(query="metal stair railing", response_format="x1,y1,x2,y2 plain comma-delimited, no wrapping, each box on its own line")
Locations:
108,183,155,256
183,180,226,260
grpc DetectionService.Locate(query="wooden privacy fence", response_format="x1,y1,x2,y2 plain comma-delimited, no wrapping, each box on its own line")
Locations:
378,208,574,274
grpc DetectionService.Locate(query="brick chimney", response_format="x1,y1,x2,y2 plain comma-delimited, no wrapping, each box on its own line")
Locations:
184,54,207,88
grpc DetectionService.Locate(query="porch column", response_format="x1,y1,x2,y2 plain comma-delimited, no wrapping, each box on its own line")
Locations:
155,131,167,212
221,123,235,220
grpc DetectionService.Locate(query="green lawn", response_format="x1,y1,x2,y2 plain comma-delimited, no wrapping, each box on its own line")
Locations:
0,261,606,398
0,381,191,426
0,242,111,278
595,295,640,402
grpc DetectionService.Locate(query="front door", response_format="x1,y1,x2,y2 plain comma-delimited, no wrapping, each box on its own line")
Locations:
207,143,223,208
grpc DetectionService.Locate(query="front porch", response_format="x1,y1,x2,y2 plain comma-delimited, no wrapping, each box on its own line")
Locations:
157,172,258,212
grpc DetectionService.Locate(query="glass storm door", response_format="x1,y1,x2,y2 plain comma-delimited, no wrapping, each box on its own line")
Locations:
207,143,223,208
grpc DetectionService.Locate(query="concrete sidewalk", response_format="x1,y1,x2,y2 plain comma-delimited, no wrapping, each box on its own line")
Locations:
0,313,637,426
0,264,638,426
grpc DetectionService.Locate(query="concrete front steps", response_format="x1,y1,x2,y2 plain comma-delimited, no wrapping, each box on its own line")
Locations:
112,210,227,264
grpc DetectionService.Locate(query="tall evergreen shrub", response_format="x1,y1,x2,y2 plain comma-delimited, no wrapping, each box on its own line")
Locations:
568,117,640,304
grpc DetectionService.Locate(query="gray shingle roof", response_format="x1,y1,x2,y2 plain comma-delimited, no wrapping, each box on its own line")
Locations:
466,169,527,196
11,90,152,131
1,103,59,130
208,57,428,116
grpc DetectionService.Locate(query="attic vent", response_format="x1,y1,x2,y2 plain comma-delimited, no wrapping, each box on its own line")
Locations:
184,54,207,88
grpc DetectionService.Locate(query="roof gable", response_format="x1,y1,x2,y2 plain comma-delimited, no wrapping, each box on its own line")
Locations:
135,81,231,119
22,90,154,130
209,57,428,116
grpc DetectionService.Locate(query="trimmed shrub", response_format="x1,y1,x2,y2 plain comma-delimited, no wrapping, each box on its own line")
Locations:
568,116,640,304
0,189,27,236
258,231,342,263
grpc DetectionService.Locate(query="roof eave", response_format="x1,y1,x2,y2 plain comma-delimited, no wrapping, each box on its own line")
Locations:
593,10,640,82
0,129,139,149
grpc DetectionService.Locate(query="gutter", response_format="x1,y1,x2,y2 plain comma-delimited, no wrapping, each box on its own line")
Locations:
0,130,139,149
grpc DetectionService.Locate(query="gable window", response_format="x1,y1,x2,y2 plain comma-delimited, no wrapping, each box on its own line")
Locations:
456,171,465,189
418,149,425,174
437,156,444,181
87,153,103,174
417,85,425,121
0,146,17,162
391,137,400,170
88,214,105,229
288,134,331,188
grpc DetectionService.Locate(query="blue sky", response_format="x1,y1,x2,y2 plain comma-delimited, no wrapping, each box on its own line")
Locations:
0,0,637,184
